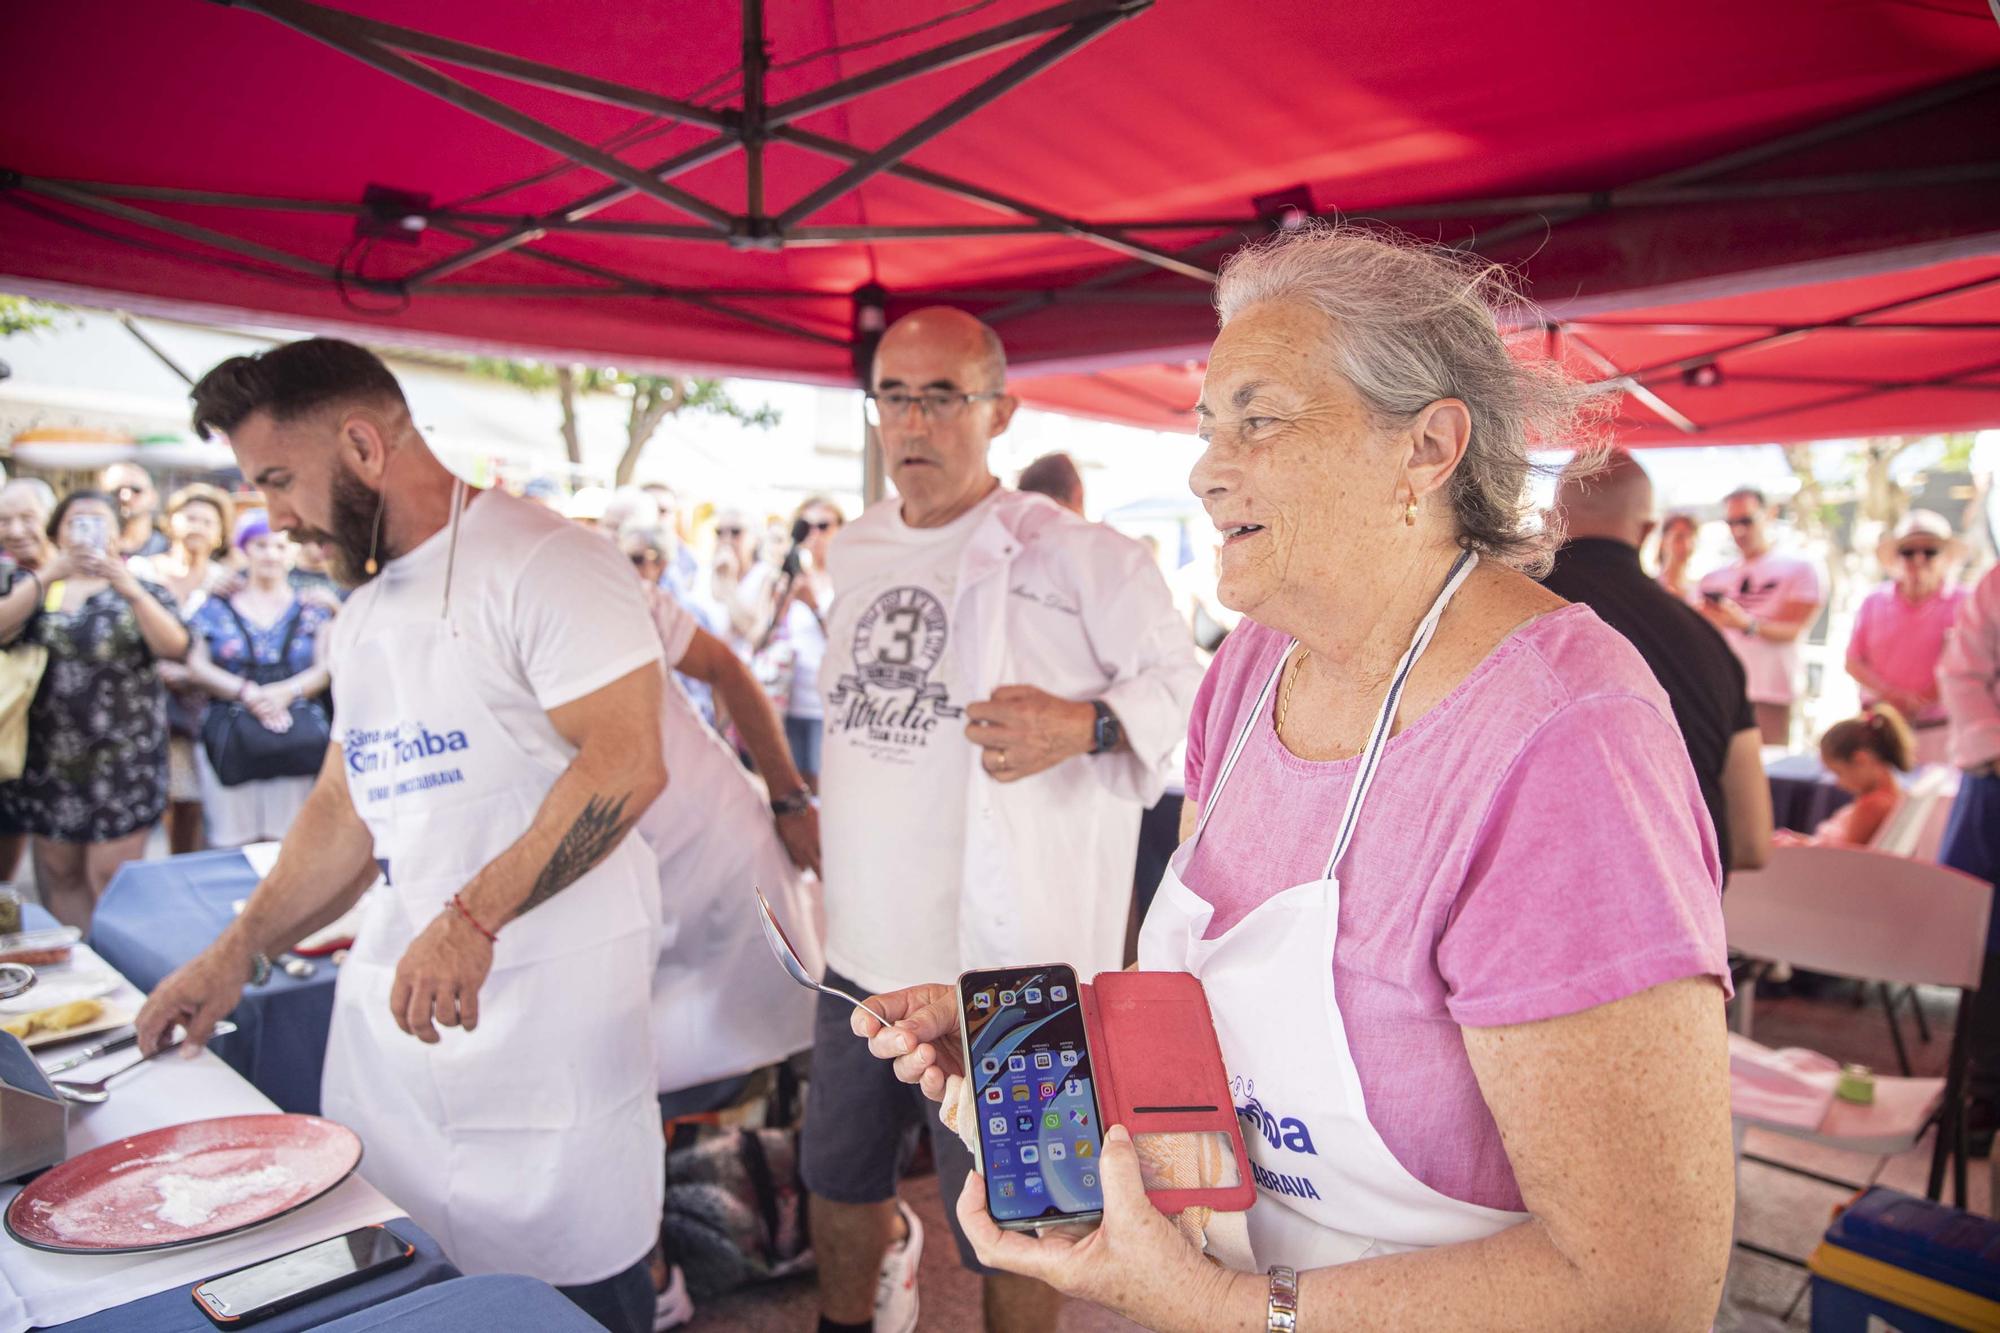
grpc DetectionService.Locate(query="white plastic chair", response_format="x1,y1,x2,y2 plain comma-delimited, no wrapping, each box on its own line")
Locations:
1726,845,1991,1211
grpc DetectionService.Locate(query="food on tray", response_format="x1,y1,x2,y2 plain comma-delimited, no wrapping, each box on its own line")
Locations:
0,927,82,968
3,998,105,1040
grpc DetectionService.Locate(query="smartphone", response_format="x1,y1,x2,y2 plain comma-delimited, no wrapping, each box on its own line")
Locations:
192,1226,415,1326
957,963,1106,1230
69,513,109,553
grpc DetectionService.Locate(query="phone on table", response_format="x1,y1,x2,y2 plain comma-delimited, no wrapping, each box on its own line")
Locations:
192,1225,415,1326
957,962,1106,1230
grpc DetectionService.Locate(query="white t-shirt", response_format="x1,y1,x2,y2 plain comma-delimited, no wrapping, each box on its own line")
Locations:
815,495,991,992
327,488,664,773
784,574,831,722
1698,551,1825,705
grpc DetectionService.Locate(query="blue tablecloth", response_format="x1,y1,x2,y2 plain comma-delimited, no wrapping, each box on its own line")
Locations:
51,1217,458,1332
314,1274,606,1332
88,850,335,1114
1765,750,1854,835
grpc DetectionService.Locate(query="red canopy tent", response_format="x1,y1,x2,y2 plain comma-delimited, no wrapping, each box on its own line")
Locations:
2,0,1996,444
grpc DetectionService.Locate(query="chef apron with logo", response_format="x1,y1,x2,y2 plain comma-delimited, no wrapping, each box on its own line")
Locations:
1140,550,1530,1271
320,483,664,1285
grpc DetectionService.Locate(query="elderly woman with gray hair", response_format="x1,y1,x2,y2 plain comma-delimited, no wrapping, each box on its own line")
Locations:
854,226,1734,1331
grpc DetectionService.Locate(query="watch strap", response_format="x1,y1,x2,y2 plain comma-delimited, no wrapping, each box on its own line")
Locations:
247,950,272,987
771,787,813,817
1267,1264,1299,1332
1088,699,1121,755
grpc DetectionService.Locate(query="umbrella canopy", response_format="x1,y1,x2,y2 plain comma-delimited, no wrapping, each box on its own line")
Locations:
2,0,1995,441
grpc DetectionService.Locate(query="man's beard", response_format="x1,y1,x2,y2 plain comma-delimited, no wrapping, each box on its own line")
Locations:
295,469,383,588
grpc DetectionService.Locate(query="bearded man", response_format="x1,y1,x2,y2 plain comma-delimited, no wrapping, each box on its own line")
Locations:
138,338,669,1333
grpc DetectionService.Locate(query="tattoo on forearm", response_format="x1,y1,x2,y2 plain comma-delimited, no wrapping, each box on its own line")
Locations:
518,794,633,915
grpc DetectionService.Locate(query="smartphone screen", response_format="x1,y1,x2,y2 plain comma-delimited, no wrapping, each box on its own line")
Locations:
194,1226,413,1323
959,963,1105,1227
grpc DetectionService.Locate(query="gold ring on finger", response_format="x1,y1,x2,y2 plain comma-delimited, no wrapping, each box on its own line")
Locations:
997,749,1008,771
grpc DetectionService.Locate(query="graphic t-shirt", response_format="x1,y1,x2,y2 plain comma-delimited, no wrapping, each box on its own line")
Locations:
816,494,994,993
1698,551,1825,705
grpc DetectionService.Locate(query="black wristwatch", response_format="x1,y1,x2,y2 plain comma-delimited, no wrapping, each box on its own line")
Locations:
770,787,813,817
1087,700,1122,755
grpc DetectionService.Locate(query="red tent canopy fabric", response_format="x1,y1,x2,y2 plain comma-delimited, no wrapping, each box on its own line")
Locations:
2,0,1996,442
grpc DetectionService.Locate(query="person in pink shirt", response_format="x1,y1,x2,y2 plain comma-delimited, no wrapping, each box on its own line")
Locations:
1848,509,1968,765
1940,561,2000,1150
846,225,1734,1331
1699,489,1826,745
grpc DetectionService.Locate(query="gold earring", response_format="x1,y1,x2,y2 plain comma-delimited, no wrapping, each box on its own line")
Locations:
1403,495,1418,527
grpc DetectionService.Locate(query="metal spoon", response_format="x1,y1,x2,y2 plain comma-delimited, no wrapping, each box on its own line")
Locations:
51,1021,237,1104
754,888,894,1030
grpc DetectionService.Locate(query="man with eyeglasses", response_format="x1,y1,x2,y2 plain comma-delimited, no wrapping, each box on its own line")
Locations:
100,461,169,558
1697,486,1825,745
1848,509,1968,766
800,307,1202,1333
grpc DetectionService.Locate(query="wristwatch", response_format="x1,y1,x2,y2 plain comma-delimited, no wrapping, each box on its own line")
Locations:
1087,700,1123,755
246,950,272,987
1267,1264,1300,1332
770,787,813,817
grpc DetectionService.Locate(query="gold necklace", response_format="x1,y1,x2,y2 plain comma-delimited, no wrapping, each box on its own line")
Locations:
1277,647,1309,733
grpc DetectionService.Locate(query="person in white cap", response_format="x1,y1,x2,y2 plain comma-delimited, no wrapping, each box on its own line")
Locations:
1848,508,1968,766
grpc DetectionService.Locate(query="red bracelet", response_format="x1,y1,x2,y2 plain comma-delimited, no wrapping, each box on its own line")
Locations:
448,893,498,943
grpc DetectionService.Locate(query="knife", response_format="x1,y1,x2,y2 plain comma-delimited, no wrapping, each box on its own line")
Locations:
37,1020,237,1076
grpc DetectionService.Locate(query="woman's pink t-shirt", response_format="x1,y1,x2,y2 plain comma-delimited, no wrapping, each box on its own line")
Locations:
1180,605,1731,1211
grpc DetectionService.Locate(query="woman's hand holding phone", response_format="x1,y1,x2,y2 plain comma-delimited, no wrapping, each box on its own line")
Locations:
850,982,963,1101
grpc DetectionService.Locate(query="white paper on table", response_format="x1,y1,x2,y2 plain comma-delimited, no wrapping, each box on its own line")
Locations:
0,947,399,1332
239,841,282,879
1728,1033,1840,1130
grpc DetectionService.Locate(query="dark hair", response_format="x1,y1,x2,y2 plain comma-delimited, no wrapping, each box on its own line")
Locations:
1723,487,1767,510
1018,452,1084,505
46,488,119,541
190,337,408,441
1660,512,1697,537
1821,703,1915,773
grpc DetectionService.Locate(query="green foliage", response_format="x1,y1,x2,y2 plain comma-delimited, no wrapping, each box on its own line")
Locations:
0,295,67,338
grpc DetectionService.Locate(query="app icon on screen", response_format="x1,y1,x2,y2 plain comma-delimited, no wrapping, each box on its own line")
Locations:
1012,1086,1030,1102
1026,1175,1045,1194
999,991,1016,1006
998,1180,1015,1198
1075,1140,1095,1158
1050,985,1069,1002
973,993,992,1009
1047,1143,1067,1160
1016,1114,1035,1133
1060,1050,1080,1068
983,1087,1002,1104
1069,1108,1090,1126
1039,1081,1055,1098
1008,1055,1027,1072
987,1116,1006,1136
1020,1146,1040,1163
1043,1111,1061,1130
1064,1079,1082,1097
1023,988,1042,1004
1034,1052,1053,1070
980,1057,1000,1076
1082,1173,1097,1188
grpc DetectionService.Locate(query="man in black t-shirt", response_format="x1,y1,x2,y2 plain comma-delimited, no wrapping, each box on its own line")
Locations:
1543,452,1771,876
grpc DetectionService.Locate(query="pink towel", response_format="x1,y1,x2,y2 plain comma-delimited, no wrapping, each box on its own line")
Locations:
1728,1034,1839,1130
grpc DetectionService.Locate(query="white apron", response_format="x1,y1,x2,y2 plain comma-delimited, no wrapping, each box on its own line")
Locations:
320,486,664,1286
1139,551,1529,1271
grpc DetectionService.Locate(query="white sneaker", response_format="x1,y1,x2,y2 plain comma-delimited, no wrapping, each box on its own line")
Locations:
874,1200,922,1333
652,1264,693,1331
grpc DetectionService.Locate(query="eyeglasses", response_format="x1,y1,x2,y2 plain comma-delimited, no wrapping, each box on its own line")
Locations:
807,520,838,533
715,526,744,538
1897,545,1942,561
1726,516,1758,529
863,389,1004,424
628,553,656,569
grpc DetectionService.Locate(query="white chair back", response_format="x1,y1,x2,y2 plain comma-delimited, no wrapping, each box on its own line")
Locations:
1912,768,1963,864
1725,845,1992,990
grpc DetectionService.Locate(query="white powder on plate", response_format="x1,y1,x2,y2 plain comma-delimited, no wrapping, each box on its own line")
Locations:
152,1166,294,1227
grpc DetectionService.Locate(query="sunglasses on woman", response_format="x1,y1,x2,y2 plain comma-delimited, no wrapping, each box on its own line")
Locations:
806,520,838,533
1898,545,1941,561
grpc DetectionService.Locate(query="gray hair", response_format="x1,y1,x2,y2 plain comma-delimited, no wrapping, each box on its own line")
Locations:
1,478,58,522
1214,223,1604,573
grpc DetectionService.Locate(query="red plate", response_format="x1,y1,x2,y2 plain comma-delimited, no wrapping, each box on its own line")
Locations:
5,1114,362,1254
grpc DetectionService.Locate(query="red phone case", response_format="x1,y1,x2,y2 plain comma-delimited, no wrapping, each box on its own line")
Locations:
1079,971,1255,1215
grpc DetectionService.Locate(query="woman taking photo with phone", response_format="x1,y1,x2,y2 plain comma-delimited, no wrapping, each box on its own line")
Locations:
854,226,1734,1332
0,489,188,928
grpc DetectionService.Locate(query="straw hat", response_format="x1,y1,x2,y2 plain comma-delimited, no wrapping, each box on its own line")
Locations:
1876,508,1966,570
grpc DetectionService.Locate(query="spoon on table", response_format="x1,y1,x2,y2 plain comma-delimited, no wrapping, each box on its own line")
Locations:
51,1021,238,1105
753,888,894,1030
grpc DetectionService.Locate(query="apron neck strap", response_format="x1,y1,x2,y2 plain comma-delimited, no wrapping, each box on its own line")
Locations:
1186,639,1294,847
1321,549,1476,879
440,476,467,622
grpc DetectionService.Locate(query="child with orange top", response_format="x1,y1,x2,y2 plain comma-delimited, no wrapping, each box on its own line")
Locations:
1776,704,1915,848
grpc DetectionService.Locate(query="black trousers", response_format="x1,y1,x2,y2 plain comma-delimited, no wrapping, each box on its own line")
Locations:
558,1254,655,1333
